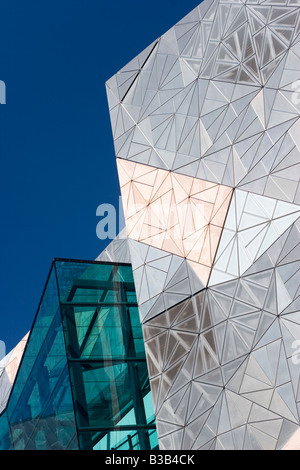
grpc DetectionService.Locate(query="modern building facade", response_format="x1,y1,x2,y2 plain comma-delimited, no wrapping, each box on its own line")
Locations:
0,260,158,450
0,334,28,416
0,0,300,451
104,0,300,450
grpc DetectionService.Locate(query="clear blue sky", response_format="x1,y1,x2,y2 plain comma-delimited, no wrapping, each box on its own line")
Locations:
0,0,201,352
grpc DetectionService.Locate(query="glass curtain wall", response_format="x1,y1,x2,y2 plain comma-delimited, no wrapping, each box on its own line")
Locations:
0,260,158,450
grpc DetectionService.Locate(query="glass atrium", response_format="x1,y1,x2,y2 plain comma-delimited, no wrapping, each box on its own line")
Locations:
0,259,158,450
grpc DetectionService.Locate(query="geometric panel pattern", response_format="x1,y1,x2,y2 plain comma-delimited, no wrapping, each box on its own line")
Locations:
107,0,300,204
141,218,300,450
0,333,28,414
143,218,300,448
282,428,300,450
98,231,206,322
96,228,132,264
209,189,300,286
127,239,205,322
118,158,233,286
107,0,300,450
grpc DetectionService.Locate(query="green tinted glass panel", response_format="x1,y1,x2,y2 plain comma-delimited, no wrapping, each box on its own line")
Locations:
0,260,157,451
58,261,157,450
5,268,78,450
0,412,10,450
70,361,151,428
92,426,158,450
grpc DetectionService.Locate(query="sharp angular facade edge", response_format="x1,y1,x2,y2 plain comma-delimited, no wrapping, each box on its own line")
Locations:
107,0,300,450
1,0,300,452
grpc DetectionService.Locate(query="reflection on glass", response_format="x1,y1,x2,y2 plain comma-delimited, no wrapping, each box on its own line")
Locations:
0,260,158,450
